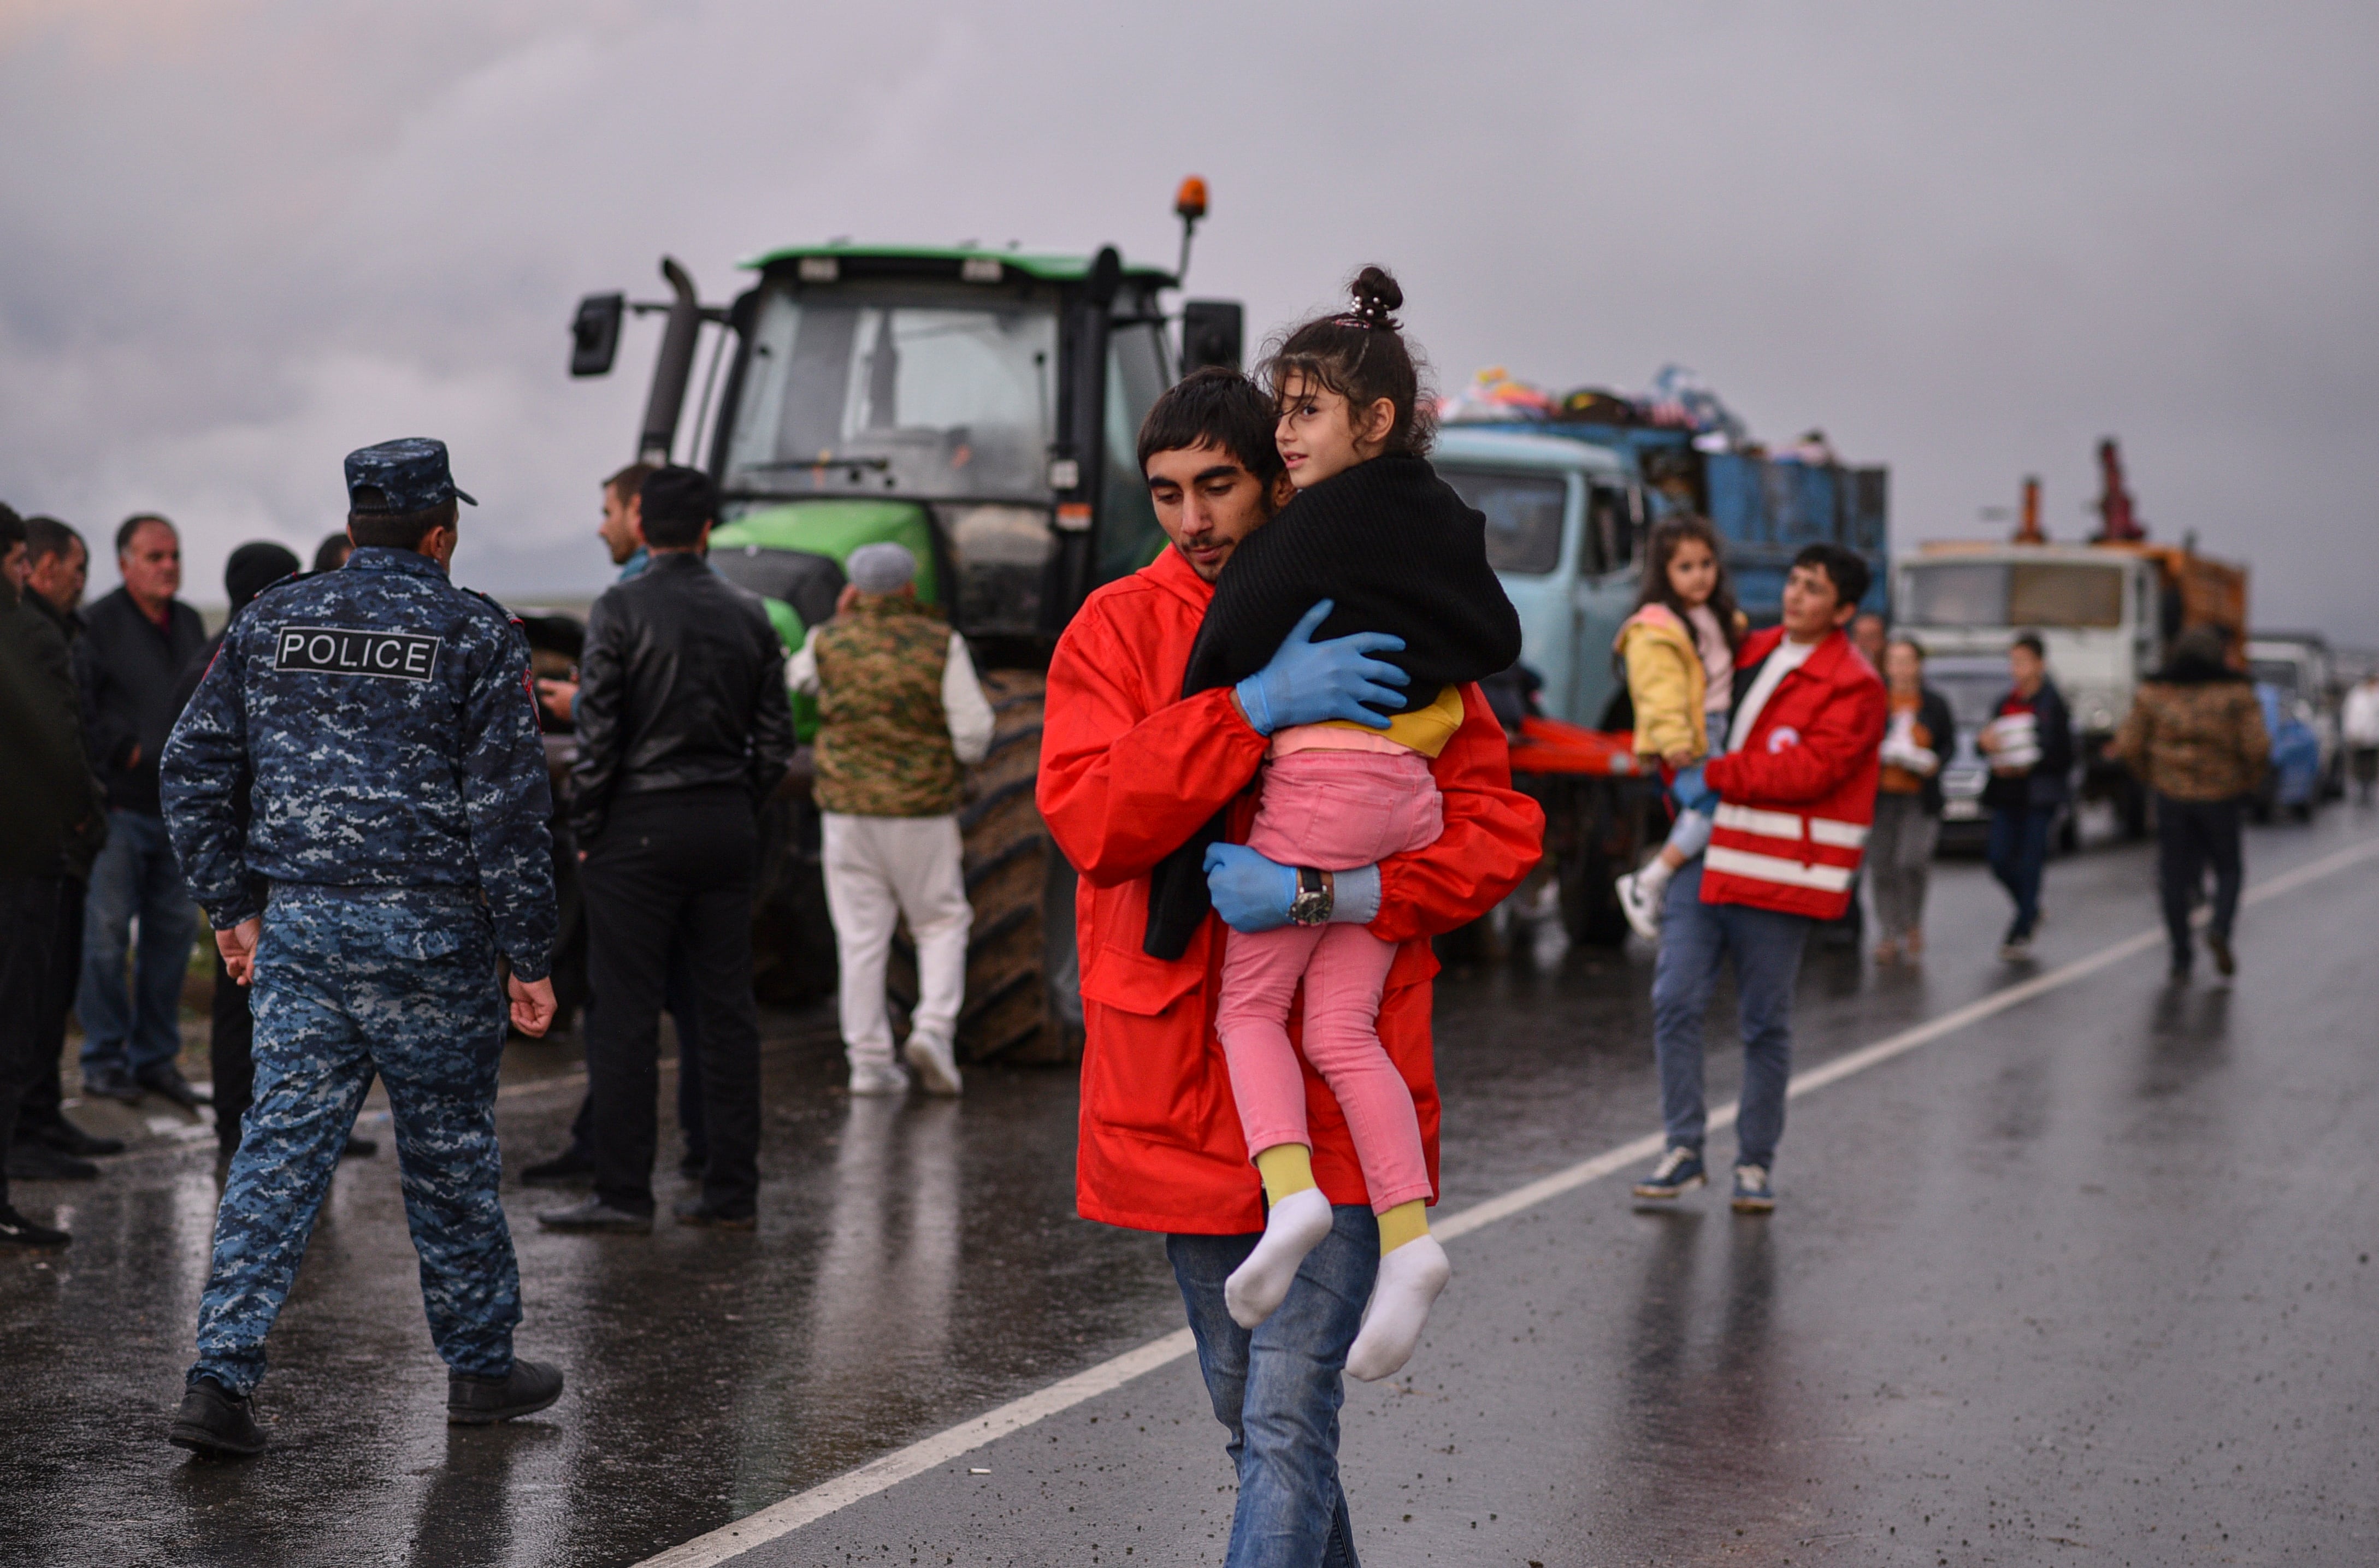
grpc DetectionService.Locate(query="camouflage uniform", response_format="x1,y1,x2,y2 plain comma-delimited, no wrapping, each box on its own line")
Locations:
163,532,554,1397
811,597,963,816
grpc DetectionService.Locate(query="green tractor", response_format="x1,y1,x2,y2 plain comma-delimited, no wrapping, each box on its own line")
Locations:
568,185,1243,1062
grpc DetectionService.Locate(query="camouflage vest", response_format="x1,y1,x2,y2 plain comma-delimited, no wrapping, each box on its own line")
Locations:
812,597,960,817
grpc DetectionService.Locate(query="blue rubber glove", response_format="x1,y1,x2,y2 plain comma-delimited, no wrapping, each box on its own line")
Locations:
1670,762,1717,814
1232,600,1409,736
1203,843,1298,933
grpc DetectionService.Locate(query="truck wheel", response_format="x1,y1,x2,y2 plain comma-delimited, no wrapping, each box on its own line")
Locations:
1558,844,1632,947
889,670,1082,1064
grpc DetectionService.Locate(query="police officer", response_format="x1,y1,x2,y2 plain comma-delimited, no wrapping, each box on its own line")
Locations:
160,439,563,1459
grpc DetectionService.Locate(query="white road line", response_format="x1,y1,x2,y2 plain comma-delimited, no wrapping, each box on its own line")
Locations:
637,833,2379,1568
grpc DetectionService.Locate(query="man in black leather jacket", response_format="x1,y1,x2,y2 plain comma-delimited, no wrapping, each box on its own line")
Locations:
538,468,795,1234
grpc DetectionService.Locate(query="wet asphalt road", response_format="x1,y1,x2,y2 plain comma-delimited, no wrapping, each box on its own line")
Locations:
4,812,2376,1567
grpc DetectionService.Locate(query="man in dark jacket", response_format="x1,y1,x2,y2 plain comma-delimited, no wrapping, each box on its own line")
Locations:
72,513,211,1108
1,505,109,1246
1979,632,2075,961
9,516,123,1175
538,467,795,1235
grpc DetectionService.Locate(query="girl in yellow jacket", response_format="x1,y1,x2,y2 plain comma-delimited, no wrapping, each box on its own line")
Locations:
1613,515,1745,940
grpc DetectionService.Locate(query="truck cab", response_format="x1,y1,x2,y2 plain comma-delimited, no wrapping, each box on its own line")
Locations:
1433,428,1643,726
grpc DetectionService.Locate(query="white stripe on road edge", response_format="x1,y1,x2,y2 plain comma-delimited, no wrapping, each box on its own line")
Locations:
637,833,2379,1568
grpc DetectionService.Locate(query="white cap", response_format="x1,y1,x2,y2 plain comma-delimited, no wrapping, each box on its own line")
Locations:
847,542,917,595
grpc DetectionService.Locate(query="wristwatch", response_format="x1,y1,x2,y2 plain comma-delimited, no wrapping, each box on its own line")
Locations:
1290,867,1334,926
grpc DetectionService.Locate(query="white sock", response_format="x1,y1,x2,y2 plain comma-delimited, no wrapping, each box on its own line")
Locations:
1345,1235,1451,1382
1636,856,1676,897
1224,1188,1335,1329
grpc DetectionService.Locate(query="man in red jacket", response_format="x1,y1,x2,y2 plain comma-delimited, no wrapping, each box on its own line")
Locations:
1040,369,1541,1566
1630,543,1885,1215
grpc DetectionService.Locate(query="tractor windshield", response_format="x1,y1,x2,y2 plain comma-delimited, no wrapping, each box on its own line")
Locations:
723,281,1058,504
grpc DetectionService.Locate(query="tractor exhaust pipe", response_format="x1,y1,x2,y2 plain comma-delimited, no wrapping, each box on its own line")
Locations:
638,257,702,465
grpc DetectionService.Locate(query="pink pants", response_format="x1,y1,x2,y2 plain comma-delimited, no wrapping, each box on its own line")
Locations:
1215,749,1443,1215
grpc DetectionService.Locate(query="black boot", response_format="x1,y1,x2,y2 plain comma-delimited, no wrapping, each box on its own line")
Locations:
137,1064,212,1111
447,1358,564,1425
36,1118,126,1158
534,1197,652,1233
0,1205,70,1251
520,1147,595,1186
167,1378,267,1459
6,1142,99,1181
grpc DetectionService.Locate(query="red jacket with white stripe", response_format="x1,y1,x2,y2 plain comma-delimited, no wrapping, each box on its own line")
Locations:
1699,626,1886,920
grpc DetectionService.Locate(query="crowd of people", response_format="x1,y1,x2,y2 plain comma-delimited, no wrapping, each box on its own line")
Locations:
0,264,2337,1564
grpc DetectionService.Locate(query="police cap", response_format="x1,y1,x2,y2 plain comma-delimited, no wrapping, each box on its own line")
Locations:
344,439,479,513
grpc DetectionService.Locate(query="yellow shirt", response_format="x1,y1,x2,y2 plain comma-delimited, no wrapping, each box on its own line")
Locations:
1270,683,1466,759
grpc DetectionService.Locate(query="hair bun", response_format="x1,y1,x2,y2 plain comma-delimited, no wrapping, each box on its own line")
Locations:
1349,265,1403,328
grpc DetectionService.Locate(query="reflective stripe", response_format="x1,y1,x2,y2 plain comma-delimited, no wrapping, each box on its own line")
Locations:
1704,845,1856,893
1714,803,1802,840
1713,802,1870,851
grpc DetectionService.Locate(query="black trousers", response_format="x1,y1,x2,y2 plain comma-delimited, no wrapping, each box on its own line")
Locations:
564,942,707,1164
2157,794,2243,965
581,786,761,1217
12,875,82,1140
0,877,62,1208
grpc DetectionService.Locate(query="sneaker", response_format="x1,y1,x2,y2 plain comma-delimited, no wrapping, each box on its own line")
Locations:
534,1197,654,1234
6,1142,99,1182
1631,1145,1707,1200
672,1197,757,1232
341,1135,379,1160
2207,932,2236,978
137,1064,212,1111
903,1033,963,1097
847,1059,911,1097
168,1377,267,1459
1872,938,1900,965
447,1358,564,1425
1615,872,1665,943
0,1204,70,1251
1731,1164,1777,1214
1997,935,2033,962
81,1069,144,1105
520,1148,595,1186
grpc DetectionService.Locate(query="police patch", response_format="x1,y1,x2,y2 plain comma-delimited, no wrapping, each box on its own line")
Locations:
273,625,442,682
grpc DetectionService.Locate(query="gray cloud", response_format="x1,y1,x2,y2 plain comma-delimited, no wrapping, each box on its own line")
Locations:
4,0,2374,640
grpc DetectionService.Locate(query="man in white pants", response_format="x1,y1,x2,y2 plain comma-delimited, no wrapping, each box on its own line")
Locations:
790,543,994,1096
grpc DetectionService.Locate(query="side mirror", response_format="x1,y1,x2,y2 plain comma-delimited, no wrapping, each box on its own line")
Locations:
570,292,625,377
1181,299,1243,373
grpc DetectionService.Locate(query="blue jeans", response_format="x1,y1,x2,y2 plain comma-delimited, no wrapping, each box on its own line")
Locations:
1650,860,1810,1169
1169,1205,1377,1568
77,810,198,1081
1985,803,2056,940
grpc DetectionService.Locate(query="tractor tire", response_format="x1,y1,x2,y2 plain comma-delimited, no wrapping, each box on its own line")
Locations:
1527,773,1638,949
749,794,838,1008
889,669,1082,1064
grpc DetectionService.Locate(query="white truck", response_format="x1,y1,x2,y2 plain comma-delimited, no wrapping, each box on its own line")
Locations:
1892,540,2248,845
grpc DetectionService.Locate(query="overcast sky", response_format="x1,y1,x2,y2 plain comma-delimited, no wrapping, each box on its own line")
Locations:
4,0,2373,640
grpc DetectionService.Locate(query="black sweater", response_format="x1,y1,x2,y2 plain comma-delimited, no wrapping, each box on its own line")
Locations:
1144,455,1522,957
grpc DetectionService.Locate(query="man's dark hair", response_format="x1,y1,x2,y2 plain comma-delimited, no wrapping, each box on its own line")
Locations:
347,498,457,551
605,461,658,503
1137,366,1284,483
116,512,175,557
24,516,82,565
2012,631,2047,660
1791,542,1870,611
313,531,352,571
638,466,716,548
0,502,23,551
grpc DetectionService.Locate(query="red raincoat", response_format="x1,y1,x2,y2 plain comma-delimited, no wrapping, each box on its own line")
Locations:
1699,626,1887,921
1040,546,1544,1235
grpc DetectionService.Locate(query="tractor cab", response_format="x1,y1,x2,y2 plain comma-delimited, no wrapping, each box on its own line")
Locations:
574,239,1218,668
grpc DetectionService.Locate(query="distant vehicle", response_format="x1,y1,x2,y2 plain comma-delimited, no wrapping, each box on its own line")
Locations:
1893,444,2248,845
2247,631,2343,801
